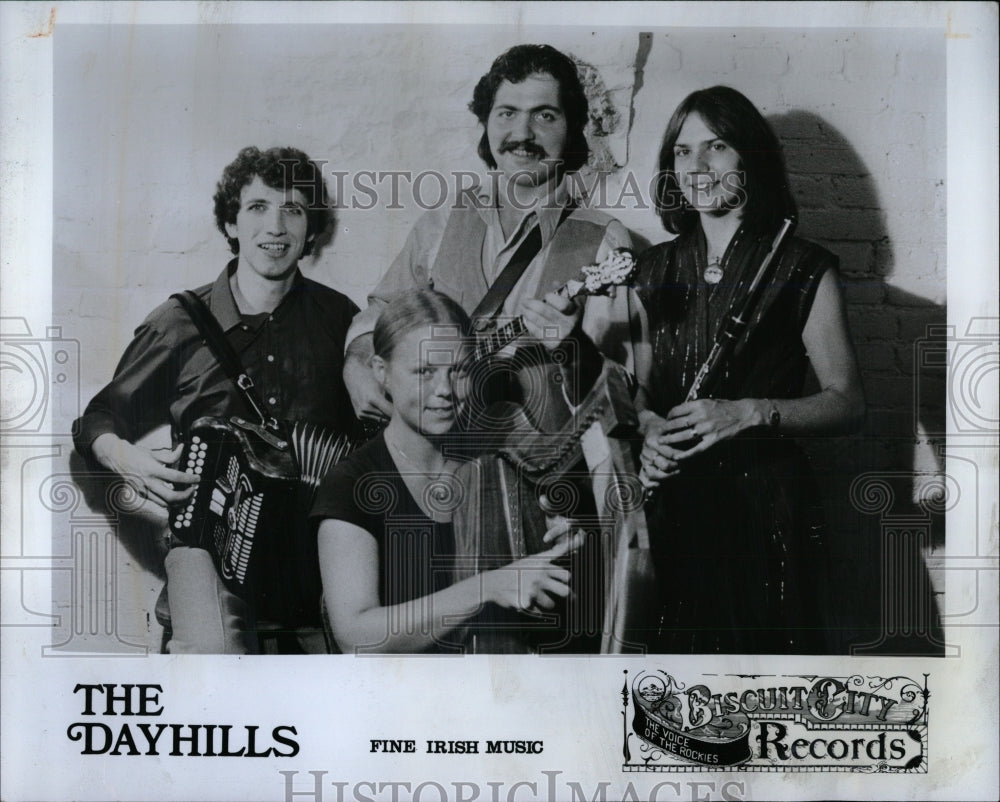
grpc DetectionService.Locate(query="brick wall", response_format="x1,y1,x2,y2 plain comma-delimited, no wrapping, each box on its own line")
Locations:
52,25,947,653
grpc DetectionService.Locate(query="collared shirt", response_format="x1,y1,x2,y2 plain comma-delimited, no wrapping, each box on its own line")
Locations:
74,260,360,460
345,175,651,387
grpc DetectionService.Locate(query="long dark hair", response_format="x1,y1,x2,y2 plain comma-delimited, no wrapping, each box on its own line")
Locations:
469,44,589,173
653,86,796,235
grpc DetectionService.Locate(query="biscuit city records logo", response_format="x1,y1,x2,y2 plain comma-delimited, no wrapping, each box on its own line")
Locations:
628,672,751,767
621,671,930,772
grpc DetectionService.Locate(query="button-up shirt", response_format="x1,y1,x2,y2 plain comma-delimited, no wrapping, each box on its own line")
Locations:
74,260,360,459
345,176,650,388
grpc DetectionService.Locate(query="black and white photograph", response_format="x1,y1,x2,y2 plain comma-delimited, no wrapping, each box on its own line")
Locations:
1,2,997,800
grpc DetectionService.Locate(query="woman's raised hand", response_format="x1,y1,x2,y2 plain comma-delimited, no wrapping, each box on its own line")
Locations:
484,528,584,613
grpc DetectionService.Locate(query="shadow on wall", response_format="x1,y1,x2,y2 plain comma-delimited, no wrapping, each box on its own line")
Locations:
770,109,947,655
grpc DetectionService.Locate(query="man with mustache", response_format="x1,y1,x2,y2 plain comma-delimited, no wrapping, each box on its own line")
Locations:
342,44,648,652
74,146,359,654
344,43,647,428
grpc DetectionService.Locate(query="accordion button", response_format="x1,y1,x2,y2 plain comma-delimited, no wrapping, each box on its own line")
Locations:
192,436,201,444
268,397,277,405
267,354,275,362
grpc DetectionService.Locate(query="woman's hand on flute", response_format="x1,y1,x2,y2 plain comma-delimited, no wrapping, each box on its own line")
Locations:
638,412,683,489
660,398,763,459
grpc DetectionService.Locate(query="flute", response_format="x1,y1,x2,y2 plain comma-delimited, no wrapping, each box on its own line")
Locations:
643,217,796,500
686,217,796,403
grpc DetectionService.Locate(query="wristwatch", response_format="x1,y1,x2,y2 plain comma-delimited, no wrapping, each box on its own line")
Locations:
765,400,781,430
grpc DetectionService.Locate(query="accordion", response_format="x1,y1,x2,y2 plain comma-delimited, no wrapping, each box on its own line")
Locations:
169,415,357,606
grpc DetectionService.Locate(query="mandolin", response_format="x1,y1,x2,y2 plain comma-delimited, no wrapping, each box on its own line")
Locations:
469,247,637,360
457,247,637,444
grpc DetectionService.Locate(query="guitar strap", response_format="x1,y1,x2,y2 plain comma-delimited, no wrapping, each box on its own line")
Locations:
469,202,577,326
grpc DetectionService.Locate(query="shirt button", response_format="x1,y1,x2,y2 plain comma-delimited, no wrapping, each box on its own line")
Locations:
267,354,275,362
268,397,277,405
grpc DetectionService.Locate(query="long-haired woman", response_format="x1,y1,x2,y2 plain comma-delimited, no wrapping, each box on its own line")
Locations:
637,86,865,654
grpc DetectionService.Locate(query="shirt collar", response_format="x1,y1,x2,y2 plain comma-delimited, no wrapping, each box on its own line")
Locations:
208,257,305,331
475,172,576,241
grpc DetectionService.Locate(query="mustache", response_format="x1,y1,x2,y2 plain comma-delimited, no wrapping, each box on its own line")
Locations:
499,140,548,157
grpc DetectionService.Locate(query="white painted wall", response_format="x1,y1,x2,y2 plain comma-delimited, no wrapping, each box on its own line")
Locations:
49,24,946,651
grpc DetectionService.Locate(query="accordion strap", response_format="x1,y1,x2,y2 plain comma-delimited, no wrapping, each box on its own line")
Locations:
171,290,278,431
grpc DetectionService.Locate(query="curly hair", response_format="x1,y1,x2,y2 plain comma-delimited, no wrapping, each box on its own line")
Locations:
469,44,589,173
653,86,796,235
213,146,334,255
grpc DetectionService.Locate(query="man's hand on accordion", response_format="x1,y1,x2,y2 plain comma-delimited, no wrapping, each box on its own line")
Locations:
483,524,584,614
91,433,199,510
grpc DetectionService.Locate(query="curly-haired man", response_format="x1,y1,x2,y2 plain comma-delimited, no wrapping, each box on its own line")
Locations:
74,146,359,654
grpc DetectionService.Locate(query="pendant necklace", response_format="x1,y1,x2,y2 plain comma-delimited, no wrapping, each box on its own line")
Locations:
703,255,724,285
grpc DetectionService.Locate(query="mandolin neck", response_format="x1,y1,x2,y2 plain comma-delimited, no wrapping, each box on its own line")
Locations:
474,285,577,361
474,316,529,361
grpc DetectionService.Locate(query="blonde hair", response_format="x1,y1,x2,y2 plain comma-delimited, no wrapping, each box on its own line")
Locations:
373,290,472,361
